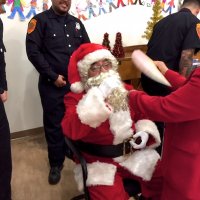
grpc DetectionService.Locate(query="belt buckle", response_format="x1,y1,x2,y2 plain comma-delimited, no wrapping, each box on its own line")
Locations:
123,138,132,156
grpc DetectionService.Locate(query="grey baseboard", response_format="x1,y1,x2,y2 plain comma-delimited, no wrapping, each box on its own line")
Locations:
11,127,44,139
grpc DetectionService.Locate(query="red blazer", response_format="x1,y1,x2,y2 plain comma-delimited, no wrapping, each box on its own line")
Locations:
129,67,200,200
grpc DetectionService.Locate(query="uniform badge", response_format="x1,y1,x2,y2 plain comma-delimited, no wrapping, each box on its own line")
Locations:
75,22,80,31
196,23,200,39
27,19,37,34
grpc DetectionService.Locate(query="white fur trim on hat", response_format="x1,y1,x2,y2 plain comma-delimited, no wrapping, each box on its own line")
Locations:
77,49,118,83
76,87,113,128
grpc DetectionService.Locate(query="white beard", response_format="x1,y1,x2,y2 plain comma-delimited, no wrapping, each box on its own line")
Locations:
84,70,129,112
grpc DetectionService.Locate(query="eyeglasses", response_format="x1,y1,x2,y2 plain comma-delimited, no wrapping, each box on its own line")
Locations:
90,61,112,73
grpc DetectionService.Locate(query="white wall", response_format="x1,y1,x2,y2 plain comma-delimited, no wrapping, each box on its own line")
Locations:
2,17,43,133
1,0,179,133
83,5,152,47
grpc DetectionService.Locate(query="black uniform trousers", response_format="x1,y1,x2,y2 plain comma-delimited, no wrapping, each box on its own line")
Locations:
0,99,12,200
38,76,70,167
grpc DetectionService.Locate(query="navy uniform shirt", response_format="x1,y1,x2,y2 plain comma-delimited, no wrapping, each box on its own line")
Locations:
142,8,200,96
26,7,90,82
0,18,7,94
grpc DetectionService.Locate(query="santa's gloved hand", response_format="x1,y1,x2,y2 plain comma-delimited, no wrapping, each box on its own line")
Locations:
98,76,121,98
129,131,149,149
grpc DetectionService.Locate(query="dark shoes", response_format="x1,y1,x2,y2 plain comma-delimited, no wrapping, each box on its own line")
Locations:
48,165,63,185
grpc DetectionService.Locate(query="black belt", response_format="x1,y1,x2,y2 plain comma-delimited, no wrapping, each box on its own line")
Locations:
75,139,134,158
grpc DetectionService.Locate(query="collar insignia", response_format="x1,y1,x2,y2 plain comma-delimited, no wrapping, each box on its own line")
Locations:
75,22,80,30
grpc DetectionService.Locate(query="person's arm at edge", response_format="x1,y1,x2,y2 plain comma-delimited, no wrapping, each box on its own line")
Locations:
154,61,186,90
0,19,8,102
25,17,58,82
179,49,194,77
0,59,7,102
129,68,200,123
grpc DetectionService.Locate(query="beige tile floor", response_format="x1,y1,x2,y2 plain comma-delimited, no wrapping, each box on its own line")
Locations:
11,134,79,200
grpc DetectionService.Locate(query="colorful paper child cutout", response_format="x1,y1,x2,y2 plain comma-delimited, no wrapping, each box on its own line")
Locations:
7,0,26,21
26,0,38,19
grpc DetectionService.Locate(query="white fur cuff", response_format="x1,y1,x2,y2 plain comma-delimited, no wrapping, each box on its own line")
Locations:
74,162,117,191
135,119,161,148
76,87,112,128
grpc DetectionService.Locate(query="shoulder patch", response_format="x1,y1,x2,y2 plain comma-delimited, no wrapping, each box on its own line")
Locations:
196,23,200,39
27,19,37,34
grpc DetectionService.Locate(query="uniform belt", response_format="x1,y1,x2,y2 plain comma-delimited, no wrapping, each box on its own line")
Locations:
75,139,134,158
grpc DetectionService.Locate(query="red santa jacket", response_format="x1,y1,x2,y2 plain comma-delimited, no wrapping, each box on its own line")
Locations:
61,83,160,190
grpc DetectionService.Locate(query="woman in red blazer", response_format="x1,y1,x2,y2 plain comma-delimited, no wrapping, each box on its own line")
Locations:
129,61,200,200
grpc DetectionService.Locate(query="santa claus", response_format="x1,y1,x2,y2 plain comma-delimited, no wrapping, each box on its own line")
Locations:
61,43,161,200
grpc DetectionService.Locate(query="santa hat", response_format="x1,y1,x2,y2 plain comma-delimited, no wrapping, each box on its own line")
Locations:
68,43,118,93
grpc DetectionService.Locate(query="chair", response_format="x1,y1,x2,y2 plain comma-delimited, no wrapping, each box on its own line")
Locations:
65,137,90,200
65,137,141,200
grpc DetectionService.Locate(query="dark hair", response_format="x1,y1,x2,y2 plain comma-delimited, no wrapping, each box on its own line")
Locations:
182,0,200,7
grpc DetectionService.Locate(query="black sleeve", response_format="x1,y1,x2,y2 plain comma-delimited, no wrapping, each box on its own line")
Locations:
25,16,58,81
0,19,7,94
182,21,200,53
79,20,90,43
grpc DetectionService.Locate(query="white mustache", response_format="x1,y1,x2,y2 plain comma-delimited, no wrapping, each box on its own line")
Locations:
85,70,121,90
